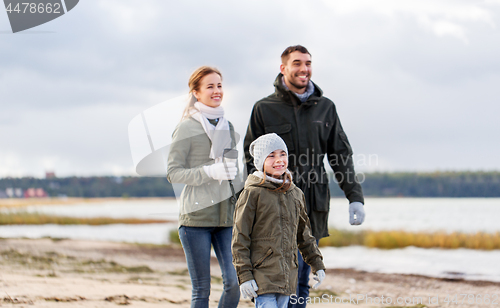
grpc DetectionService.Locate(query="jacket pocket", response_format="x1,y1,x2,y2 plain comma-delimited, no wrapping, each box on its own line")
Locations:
253,248,273,269
313,183,330,212
265,124,294,151
312,121,331,142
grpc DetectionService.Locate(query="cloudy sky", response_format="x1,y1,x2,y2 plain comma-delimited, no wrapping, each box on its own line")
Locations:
1,0,500,177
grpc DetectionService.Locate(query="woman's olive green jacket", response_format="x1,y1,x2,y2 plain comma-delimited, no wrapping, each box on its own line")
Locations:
167,117,238,227
232,174,325,296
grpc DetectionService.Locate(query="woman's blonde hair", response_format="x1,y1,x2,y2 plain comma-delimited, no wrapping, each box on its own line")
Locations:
181,66,222,119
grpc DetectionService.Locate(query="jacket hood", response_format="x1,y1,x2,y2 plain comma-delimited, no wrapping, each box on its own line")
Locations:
273,73,323,107
244,173,296,191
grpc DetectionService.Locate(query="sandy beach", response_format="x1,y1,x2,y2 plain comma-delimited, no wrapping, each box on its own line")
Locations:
1,238,499,308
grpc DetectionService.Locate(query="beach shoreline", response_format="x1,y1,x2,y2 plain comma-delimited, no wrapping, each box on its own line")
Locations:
0,197,176,209
1,238,498,307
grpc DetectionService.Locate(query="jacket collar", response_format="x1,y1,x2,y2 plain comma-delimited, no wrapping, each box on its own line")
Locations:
273,73,323,107
244,174,296,191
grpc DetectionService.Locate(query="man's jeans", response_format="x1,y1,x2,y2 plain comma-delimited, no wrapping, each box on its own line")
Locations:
288,240,319,308
179,226,240,308
255,293,290,308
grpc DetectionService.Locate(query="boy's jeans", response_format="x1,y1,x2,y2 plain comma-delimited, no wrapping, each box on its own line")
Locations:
255,293,290,308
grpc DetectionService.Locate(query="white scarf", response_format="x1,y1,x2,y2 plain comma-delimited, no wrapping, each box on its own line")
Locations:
190,102,232,162
252,169,293,184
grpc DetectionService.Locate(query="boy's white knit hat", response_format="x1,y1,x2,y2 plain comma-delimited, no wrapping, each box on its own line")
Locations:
249,133,288,172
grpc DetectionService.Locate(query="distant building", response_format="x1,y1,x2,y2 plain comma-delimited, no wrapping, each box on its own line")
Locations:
45,171,56,179
49,181,60,189
5,187,14,198
4,188,23,198
24,188,48,198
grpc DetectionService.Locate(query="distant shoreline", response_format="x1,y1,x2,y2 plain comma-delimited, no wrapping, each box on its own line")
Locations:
2,196,499,209
0,197,177,208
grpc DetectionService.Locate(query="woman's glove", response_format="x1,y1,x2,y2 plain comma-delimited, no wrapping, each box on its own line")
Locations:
312,269,325,289
240,279,259,299
203,162,237,180
349,202,365,225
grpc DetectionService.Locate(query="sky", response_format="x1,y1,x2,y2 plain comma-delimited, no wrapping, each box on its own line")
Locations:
1,0,500,178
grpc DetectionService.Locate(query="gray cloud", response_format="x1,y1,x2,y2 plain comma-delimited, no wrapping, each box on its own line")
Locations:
1,0,499,176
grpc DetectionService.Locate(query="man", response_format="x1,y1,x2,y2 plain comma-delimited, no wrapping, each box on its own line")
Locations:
243,45,365,308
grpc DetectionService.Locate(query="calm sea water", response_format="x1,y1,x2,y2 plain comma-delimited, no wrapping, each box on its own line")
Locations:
1,198,500,282
329,197,500,233
3,197,499,233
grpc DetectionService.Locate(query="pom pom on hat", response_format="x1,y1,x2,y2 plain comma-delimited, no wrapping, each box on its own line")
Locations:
249,133,288,172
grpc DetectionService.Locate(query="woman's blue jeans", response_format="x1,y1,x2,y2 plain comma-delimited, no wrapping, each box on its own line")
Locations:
179,226,240,308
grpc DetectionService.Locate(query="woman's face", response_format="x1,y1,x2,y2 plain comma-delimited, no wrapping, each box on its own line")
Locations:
193,73,223,108
264,149,288,178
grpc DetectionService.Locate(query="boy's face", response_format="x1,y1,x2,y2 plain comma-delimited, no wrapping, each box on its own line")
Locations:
264,150,288,178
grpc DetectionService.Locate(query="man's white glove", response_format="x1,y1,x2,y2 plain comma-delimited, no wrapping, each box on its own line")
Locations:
203,162,237,181
349,202,365,225
312,269,325,289
240,279,258,299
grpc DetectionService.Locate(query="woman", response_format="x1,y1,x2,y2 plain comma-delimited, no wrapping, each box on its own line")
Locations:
167,66,240,308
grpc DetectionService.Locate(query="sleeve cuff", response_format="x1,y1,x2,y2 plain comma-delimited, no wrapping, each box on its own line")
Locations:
310,259,326,274
238,271,255,285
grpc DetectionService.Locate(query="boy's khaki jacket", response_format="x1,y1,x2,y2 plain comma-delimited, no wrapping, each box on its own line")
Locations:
232,174,325,296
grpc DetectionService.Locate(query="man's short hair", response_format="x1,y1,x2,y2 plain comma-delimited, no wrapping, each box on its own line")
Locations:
281,45,311,64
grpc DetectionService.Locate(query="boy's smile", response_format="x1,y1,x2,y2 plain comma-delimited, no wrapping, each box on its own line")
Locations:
264,149,288,178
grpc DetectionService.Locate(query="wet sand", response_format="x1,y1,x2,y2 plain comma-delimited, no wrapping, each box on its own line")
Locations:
0,238,498,307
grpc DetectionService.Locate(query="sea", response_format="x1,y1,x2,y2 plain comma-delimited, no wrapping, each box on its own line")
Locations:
1,197,499,282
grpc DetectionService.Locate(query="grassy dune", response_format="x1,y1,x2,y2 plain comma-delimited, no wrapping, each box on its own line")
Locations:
0,212,170,225
170,229,500,250
319,229,500,250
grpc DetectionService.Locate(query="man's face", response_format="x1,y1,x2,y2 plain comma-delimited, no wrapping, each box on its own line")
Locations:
280,51,312,94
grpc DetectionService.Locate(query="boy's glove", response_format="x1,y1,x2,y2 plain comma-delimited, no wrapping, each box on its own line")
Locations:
240,279,258,299
349,202,365,225
203,162,237,180
312,269,325,289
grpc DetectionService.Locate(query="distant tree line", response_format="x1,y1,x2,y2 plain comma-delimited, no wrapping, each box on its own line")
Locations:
330,171,500,198
0,176,175,198
1,171,499,198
